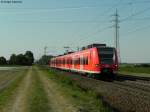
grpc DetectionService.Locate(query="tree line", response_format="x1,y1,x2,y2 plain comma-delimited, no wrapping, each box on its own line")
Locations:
0,51,34,66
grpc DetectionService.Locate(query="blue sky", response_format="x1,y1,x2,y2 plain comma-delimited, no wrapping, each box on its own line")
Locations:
0,0,150,63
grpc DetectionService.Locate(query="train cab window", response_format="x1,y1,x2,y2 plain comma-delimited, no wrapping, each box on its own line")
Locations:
98,48,115,64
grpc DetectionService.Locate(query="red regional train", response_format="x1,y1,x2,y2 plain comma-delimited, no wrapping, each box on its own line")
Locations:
49,44,118,78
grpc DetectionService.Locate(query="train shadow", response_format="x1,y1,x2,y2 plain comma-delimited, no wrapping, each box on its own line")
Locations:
113,74,150,82
49,68,150,83
91,73,150,82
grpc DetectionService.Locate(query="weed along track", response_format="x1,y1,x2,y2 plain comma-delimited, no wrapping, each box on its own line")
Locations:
49,68,150,112
36,67,78,112
27,67,50,112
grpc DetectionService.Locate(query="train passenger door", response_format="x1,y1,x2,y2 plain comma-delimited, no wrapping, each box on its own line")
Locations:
80,55,83,70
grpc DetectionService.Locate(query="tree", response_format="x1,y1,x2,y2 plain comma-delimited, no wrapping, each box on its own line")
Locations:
9,54,17,65
24,51,34,65
0,57,7,65
16,54,28,65
9,51,34,66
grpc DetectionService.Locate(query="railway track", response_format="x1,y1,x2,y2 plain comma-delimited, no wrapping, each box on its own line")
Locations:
50,69,150,112
116,73,150,81
77,75,150,112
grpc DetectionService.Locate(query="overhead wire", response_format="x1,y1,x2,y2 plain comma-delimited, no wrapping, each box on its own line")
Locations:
76,1,150,50
2,1,150,53
0,6,100,10
119,4,150,37
76,25,113,43
13,20,108,23
126,0,150,5
121,6,150,23
121,24,150,37
69,0,123,48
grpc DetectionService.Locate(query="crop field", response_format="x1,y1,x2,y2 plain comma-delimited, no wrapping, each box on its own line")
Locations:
119,65,150,77
0,66,113,112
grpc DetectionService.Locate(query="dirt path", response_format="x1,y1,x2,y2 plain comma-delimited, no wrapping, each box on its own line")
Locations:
36,67,77,112
1,66,79,112
2,67,32,112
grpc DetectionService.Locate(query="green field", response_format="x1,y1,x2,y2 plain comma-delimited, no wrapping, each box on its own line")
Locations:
119,65,150,77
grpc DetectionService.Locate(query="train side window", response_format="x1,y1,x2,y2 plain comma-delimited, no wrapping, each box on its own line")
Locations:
83,58,85,65
81,58,84,65
68,59,70,64
64,59,66,64
90,51,92,59
70,59,72,64
67,59,69,64
74,58,77,65
80,57,83,65
85,57,88,65
78,58,80,65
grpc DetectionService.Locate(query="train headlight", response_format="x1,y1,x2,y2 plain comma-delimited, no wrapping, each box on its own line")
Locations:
95,64,99,67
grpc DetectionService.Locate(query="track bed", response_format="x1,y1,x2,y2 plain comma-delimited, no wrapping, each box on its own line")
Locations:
51,69,150,112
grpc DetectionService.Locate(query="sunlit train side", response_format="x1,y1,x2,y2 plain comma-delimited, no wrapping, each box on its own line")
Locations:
49,44,118,77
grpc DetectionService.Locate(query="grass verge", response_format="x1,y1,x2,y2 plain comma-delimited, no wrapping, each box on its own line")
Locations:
0,70,27,109
119,66,150,76
39,66,113,112
27,67,50,112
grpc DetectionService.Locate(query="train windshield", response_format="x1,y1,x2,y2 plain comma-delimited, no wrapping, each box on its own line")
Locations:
98,48,115,64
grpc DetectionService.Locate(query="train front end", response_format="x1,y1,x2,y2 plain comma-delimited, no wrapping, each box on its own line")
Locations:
97,47,118,75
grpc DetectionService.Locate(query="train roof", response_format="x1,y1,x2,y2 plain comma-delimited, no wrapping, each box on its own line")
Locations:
82,43,106,50
52,43,115,59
